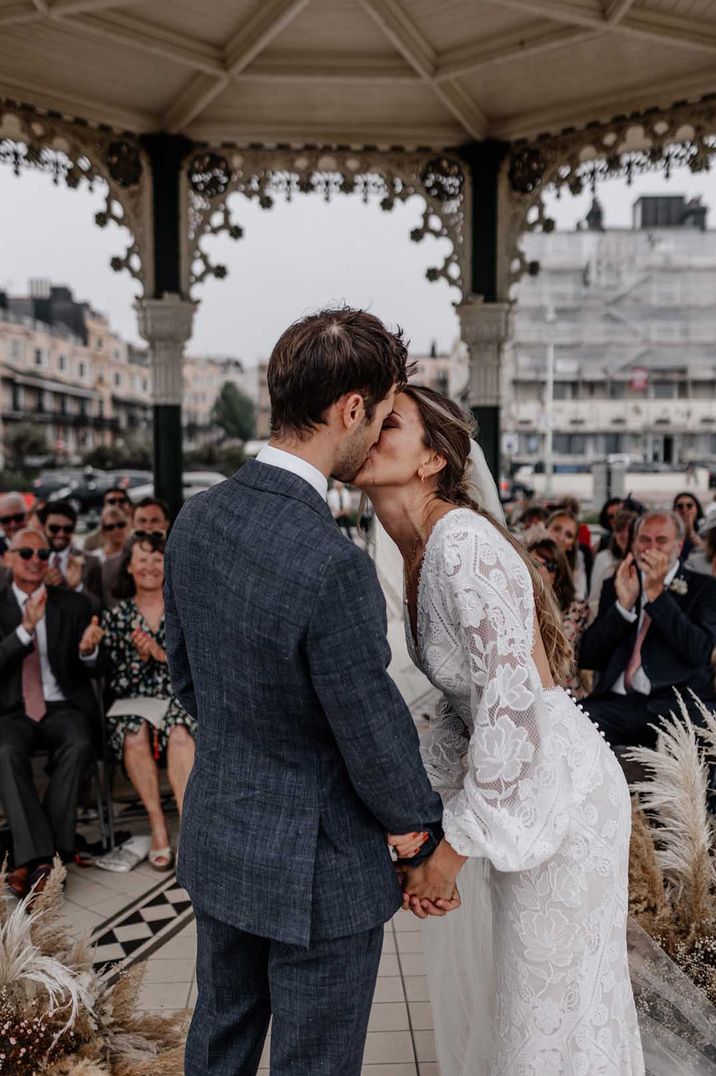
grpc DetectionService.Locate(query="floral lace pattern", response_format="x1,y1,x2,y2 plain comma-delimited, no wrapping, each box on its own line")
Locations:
408,510,644,1075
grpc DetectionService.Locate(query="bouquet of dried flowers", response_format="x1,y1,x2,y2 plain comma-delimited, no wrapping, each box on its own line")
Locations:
0,857,187,1075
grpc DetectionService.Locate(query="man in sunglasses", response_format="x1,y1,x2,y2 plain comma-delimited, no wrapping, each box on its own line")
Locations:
83,487,133,553
0,528,98,900
0,491,28,555
37,500,103,609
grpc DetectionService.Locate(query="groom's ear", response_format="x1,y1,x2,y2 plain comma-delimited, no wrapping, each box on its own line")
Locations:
336,392,366,431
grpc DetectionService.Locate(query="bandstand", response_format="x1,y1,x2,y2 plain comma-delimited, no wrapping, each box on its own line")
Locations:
2,0,716,517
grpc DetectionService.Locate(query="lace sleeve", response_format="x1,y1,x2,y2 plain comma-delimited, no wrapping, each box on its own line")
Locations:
436,516,575,871
420,696,470,798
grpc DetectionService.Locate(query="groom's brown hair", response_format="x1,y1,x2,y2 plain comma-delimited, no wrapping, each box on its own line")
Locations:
267,307,412,439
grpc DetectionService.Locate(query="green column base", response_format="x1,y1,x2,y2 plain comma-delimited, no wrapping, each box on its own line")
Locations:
472,405,501,483
153,404,183,521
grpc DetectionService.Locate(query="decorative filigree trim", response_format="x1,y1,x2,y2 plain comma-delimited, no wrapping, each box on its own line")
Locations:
185,147,468,297
0,100,150,292
506,95,716,290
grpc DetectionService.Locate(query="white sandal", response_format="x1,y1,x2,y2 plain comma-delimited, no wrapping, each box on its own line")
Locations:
149,846,174,872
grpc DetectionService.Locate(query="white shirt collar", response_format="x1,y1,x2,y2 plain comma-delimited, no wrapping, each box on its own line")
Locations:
12,581,45,607
256,444,328,502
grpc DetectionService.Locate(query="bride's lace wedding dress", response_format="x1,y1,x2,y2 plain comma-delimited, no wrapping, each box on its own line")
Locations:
407,508,645,1075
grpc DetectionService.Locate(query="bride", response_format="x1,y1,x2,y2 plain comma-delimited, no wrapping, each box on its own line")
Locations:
353,384,645,1076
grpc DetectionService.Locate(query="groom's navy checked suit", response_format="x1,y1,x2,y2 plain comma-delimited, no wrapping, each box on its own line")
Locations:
164,460,443,1076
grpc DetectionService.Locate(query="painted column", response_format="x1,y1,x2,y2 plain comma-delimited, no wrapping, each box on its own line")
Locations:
459,139,514,479
136,133,196,520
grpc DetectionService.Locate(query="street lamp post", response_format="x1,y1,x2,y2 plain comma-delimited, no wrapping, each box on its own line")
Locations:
544,305,556,498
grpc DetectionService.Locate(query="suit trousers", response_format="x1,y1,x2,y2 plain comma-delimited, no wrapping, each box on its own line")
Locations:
186,907,384,1076
582,691,710,750
0,703,94,867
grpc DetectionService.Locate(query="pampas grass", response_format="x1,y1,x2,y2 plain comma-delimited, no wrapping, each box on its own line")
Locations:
0,857,188,1075
628,692,716,1002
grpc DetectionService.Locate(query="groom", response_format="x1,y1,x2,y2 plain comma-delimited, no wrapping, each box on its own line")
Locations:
165,308,448,1075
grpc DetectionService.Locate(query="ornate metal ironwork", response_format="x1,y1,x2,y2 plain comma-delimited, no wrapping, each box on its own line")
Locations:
0,100,150,290
106,139,142,189
506,95,716,289
184,146,468,296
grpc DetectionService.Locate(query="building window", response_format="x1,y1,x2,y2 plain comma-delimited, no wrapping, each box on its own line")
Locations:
10,339,24,362
114,372,122,388
34,348,43,367
78,362,86,378
58,354,66,371
553,433,586,455
653,381,675,399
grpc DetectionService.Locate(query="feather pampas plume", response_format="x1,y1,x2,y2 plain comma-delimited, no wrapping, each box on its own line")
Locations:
629,800,670,939
628,694,716,941
0,857,188,1074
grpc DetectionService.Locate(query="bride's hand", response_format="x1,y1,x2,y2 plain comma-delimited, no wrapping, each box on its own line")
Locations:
388,832,429,859
401,838,466,911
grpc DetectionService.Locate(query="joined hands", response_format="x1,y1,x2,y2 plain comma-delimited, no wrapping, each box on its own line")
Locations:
389,834,465,919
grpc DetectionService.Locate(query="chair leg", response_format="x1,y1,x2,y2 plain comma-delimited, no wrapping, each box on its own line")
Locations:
94,760,116,852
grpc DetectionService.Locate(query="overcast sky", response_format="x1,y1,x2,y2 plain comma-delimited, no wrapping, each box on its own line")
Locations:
1,163,715,365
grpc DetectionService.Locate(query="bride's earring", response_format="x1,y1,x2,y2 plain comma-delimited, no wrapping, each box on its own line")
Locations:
418,469,425,482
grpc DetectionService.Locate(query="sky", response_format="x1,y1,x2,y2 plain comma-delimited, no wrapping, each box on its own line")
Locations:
1,162,715,365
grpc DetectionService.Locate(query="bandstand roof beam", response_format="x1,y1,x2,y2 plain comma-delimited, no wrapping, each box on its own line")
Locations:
603,0,636,23
434,23,601,80
0,72,156,131
0,0,134,27
495,0,716,56
360,0,488,139
163,0,312,133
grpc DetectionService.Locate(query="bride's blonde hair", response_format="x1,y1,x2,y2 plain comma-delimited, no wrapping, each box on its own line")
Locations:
403,384,573,684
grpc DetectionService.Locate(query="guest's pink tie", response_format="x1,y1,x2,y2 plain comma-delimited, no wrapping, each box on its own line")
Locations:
624,612,651,693
22,644,46,722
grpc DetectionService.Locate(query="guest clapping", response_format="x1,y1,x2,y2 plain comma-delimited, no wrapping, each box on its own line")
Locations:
0,528,96,900
38,500,103,607
588,509,638,622
580,510,716,750
81,535,195,871
529,537,589,698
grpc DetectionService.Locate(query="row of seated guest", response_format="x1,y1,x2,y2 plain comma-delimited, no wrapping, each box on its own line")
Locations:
588,509,639,622
0,490,171,611
579,509,716,752
0,525,195,899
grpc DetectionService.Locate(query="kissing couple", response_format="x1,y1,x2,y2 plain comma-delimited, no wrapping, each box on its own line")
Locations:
165,309,644,1075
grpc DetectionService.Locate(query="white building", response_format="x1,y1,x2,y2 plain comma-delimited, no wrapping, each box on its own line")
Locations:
506,195,716,469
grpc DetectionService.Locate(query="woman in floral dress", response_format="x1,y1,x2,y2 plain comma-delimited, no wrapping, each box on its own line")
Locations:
84,535,196,870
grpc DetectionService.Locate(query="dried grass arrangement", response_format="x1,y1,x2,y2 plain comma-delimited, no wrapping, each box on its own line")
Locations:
628,691,716,1005
0,857,187,1075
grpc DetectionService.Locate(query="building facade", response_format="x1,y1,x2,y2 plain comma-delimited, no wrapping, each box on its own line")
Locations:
506,195,716,469
0,282,249,466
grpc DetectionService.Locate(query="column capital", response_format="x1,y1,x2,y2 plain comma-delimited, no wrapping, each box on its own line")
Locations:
135,293,197,406
455,297,513,347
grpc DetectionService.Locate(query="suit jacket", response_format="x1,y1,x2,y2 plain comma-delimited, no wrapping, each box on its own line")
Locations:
0,584,98,721
165,461,443,947
579,567,716,710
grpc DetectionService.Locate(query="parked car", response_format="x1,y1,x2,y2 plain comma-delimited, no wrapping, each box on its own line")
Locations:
127,471,225,503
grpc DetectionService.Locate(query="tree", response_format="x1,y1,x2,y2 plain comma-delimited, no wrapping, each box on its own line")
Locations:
4,423,49,471
212,382,256,442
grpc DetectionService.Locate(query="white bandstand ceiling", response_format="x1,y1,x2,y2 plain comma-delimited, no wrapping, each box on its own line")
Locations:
0,0,715,147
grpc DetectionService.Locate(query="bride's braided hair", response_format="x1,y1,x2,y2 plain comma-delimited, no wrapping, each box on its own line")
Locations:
403,385,573,684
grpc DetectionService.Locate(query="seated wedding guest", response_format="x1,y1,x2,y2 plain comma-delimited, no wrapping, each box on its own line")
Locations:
547,509,591,600
102,497,171,605
556,495,593,554
529,537,590,698
687,513,716,578
0,493,29,587
83,487,133,552
38,500,103,608
673,490,705,561
0,528,96,900
580,509,716,750
596,497,624,553
588,508,638,622
132,497,170,538
82,534,195,871
94,506,130,564
516,502,549,543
